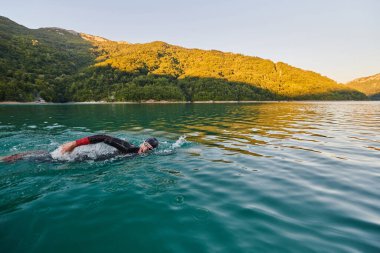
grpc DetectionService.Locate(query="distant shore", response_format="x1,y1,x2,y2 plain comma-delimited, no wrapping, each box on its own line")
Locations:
0,100,376,105
0,100,270,105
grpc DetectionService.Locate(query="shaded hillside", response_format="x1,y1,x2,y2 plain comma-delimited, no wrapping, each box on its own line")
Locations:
0,16,94,101
346,73,380,100
0,16,366,102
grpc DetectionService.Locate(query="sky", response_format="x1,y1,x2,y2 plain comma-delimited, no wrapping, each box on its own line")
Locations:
1,0,379,83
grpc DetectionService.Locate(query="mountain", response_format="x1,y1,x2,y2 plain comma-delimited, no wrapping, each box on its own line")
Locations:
346,73,380,100
0,16,94,102
0,16,366,102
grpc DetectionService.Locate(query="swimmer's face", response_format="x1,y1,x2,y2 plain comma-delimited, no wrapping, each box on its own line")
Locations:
138,141,153,154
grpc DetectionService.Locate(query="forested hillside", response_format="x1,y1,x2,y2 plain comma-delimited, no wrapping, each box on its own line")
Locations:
346,73,380,100
0,16,367,102
0,16,94,102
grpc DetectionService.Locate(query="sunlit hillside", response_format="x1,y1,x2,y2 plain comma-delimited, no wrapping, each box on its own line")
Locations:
346,73,380,100
89,37,365,100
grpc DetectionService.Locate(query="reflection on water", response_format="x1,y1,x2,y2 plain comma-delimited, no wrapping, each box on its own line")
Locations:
0,102,379,253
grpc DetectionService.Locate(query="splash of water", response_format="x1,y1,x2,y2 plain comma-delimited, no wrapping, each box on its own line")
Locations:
155,136,188,156
171,136,188,149
50,143,118,161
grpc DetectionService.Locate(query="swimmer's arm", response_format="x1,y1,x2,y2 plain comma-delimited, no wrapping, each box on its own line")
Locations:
60,141,78,154
60,136,94,154
60,135,120,154
1,151,47,162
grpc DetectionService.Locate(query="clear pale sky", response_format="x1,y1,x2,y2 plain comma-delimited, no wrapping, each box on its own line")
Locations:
2,0,379,83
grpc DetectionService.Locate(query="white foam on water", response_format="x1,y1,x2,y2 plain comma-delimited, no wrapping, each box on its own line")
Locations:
171,136,188,149
50,143,118,161
44,123,65,130
155,136,189,156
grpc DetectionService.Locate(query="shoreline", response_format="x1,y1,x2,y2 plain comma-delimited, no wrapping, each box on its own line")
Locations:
0,100,376,105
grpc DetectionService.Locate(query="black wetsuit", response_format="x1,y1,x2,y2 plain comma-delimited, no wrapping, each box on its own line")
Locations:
83,135,140,154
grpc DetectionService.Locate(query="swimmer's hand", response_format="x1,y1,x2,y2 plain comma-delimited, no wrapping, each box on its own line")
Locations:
60,141,77,154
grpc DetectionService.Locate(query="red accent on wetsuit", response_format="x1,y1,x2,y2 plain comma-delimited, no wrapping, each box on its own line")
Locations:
76,137,90,146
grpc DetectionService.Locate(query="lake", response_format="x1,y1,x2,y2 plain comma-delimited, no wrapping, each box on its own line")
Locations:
0,102,379,253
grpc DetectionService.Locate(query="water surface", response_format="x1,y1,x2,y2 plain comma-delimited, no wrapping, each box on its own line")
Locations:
0,102,379,253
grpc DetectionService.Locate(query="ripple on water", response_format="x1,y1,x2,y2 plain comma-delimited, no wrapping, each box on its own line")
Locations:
0,102,379,253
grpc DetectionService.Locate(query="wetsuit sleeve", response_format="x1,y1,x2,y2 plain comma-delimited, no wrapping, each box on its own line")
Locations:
76,137,90,146
76,135,138,153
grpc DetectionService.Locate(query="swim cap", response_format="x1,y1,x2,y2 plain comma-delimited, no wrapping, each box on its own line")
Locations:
145,137,159,148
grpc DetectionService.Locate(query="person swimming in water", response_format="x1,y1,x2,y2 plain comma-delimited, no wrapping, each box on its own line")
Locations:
1,135,159,162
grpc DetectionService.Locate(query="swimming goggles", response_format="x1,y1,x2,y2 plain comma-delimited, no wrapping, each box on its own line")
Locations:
143,142,153,150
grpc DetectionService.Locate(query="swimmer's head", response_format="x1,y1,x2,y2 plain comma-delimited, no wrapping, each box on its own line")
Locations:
145,137,159,148
138,137,159,154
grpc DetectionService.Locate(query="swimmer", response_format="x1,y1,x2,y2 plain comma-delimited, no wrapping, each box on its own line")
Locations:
1,135,159,162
